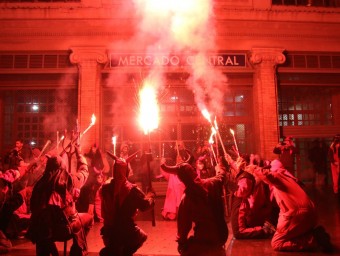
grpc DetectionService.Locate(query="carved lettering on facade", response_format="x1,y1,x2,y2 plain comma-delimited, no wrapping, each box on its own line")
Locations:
109,53,246,67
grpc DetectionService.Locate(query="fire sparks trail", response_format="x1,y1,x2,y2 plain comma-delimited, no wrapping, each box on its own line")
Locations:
209,127,217,163
81,114,96,138
112,136,117,155
138,81,159,135
201,108,228,156
201,108,212,124
230,128,240,157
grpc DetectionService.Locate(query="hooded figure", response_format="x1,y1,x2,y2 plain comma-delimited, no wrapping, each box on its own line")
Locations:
0,169,23,254
328,134,340,194
273,136,299,177
99,151,155,256
27,149,93,256
161,158,228,256
229,160,279,240
253,160,333,253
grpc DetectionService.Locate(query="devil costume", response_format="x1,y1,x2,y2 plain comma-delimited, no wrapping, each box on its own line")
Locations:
253,160,333,253
230,169,277,239
0,169,22,254
99,151,155,256
26,150,93,256
161,159,228,256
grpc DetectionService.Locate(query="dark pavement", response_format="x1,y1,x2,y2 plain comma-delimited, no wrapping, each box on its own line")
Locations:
7,184,340,256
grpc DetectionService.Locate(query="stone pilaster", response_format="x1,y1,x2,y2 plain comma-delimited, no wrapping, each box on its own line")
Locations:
249,48,286,160
70,47,108,150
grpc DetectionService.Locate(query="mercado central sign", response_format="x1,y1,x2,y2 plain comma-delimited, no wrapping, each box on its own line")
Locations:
109,53,246,67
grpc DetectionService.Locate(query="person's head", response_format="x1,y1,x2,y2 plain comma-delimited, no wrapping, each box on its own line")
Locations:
120,143,129,155
252,154,263,166
15,139,24,151
91,143,98,153
96,173,104,184
196,157,206,171
0,169,20,201
270,159,283,172
283,136,294,146
107,150,139,179
44,154,67,175
234,170,256,198
333,134,340,144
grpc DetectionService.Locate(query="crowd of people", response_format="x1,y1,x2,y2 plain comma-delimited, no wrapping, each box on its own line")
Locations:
0,134,339,255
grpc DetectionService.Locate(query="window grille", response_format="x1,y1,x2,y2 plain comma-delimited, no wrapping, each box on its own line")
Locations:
0,52,74,69
2,89,77,149
281,53,340,69
278,86,334,126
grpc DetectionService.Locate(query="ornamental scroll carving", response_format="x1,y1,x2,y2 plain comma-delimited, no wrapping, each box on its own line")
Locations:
249,48,286,66
70,47,108,68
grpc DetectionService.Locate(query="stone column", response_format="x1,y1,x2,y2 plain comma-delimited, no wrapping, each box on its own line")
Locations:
70,47,108,151
249,48,285,160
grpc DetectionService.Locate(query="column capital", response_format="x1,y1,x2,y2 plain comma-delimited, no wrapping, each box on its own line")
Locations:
249,47,286,66
70,47,108,66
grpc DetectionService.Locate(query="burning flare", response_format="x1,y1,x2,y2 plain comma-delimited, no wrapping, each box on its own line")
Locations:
201,108,212,124
209,127,216,144
81,114,96,137
91,114,96,126
138,81,159,135
209,127,217,163
112,136,117,155
230,128,240,157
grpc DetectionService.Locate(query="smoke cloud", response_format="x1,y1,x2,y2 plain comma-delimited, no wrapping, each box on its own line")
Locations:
108,0,228,124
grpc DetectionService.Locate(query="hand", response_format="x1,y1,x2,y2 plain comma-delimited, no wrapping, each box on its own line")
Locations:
146,186,156,198
224,153,233,164
73,188,80,199
263,221,276,236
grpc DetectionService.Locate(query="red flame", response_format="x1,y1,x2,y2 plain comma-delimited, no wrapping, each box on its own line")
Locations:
138,81,159,135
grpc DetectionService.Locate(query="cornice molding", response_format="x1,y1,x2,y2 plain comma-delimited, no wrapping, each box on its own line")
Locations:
216,32,340,40
1,31,339,41
0,32,123,37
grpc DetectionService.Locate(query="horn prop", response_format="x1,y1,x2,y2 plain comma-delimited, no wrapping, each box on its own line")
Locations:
160,164,179,175
183,149,194,164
